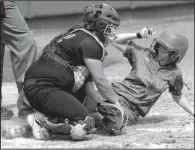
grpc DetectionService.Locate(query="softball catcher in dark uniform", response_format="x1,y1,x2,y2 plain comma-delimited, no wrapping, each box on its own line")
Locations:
5,3,127,141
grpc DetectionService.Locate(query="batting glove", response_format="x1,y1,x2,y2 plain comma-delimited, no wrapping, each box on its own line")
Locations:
137,27,156,38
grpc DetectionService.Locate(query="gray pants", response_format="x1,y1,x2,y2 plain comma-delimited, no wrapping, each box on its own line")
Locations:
1,1,38,109
84,96,140,126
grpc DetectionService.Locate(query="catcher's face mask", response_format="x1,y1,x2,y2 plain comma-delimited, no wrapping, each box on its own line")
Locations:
151,39,178,66
103,24,118,46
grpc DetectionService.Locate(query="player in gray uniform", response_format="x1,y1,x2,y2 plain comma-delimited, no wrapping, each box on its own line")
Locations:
112,29,194,124
87,29,194,127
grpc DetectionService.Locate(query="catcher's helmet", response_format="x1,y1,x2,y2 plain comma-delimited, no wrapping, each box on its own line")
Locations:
83,3,120,44
151,30,188,66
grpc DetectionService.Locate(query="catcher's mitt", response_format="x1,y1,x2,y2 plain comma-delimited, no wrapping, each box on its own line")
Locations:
97,102,128,135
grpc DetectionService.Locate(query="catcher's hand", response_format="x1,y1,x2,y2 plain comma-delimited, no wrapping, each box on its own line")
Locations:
139,27,155,38
72,65,89,93
97,102,128,135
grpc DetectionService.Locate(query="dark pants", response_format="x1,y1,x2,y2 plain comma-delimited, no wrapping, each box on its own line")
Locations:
24,79,89,122
1,1,38,110
0,1,5,103
0,43,4,103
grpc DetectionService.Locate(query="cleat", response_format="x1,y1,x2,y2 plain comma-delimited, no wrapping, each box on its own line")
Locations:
83,116,95,133
1,106,13,120
27,113,51,140
5,125,32,139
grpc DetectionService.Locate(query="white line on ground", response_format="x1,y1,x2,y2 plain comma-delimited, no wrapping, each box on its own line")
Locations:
147,113,189,117
133,126,193,132
131,143,167,148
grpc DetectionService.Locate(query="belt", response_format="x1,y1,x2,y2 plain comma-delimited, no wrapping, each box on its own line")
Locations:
24,79,54,87
47,52,78,72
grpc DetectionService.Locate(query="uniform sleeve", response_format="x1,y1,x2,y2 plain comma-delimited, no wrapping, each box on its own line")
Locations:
168,71,183,96
123,41,137,67
80,37,103,60
123,41,147,67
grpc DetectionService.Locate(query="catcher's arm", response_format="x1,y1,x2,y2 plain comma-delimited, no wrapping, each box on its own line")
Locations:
84,57,119,104
84,81,103,103
172,94,194,117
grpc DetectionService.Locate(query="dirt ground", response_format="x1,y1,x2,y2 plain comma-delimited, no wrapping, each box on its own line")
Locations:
1,5,194,149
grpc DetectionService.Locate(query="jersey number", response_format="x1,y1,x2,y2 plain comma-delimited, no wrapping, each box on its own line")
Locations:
58,34,76,43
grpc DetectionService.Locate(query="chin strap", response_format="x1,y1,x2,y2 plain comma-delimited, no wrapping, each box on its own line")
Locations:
183,81,191,91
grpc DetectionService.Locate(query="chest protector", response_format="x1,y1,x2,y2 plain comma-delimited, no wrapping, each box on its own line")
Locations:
43,26,107,68
66,27,107,61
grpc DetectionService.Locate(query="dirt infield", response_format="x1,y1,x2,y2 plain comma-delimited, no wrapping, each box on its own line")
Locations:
1,6,194,149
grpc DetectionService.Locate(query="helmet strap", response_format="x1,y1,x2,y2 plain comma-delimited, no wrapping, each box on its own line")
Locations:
102,24,118,45
83,4,102,31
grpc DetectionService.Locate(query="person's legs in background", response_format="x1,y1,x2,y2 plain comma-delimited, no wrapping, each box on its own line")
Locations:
1,0,14,120
0,42,14,120
1,1,39,119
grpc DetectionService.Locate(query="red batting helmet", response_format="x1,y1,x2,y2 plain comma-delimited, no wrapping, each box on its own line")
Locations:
152,30,188,65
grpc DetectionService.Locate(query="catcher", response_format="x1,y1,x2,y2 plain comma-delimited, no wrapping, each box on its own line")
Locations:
4,3,126,141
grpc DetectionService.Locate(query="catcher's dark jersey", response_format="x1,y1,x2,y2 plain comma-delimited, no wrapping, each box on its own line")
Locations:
55,28,107,65
112,41,183,117
25,28,106,91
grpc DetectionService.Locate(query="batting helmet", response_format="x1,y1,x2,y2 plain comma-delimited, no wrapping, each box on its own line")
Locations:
151,30,188,66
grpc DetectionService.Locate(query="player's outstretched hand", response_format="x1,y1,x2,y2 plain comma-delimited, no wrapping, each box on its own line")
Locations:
139,27,156,38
